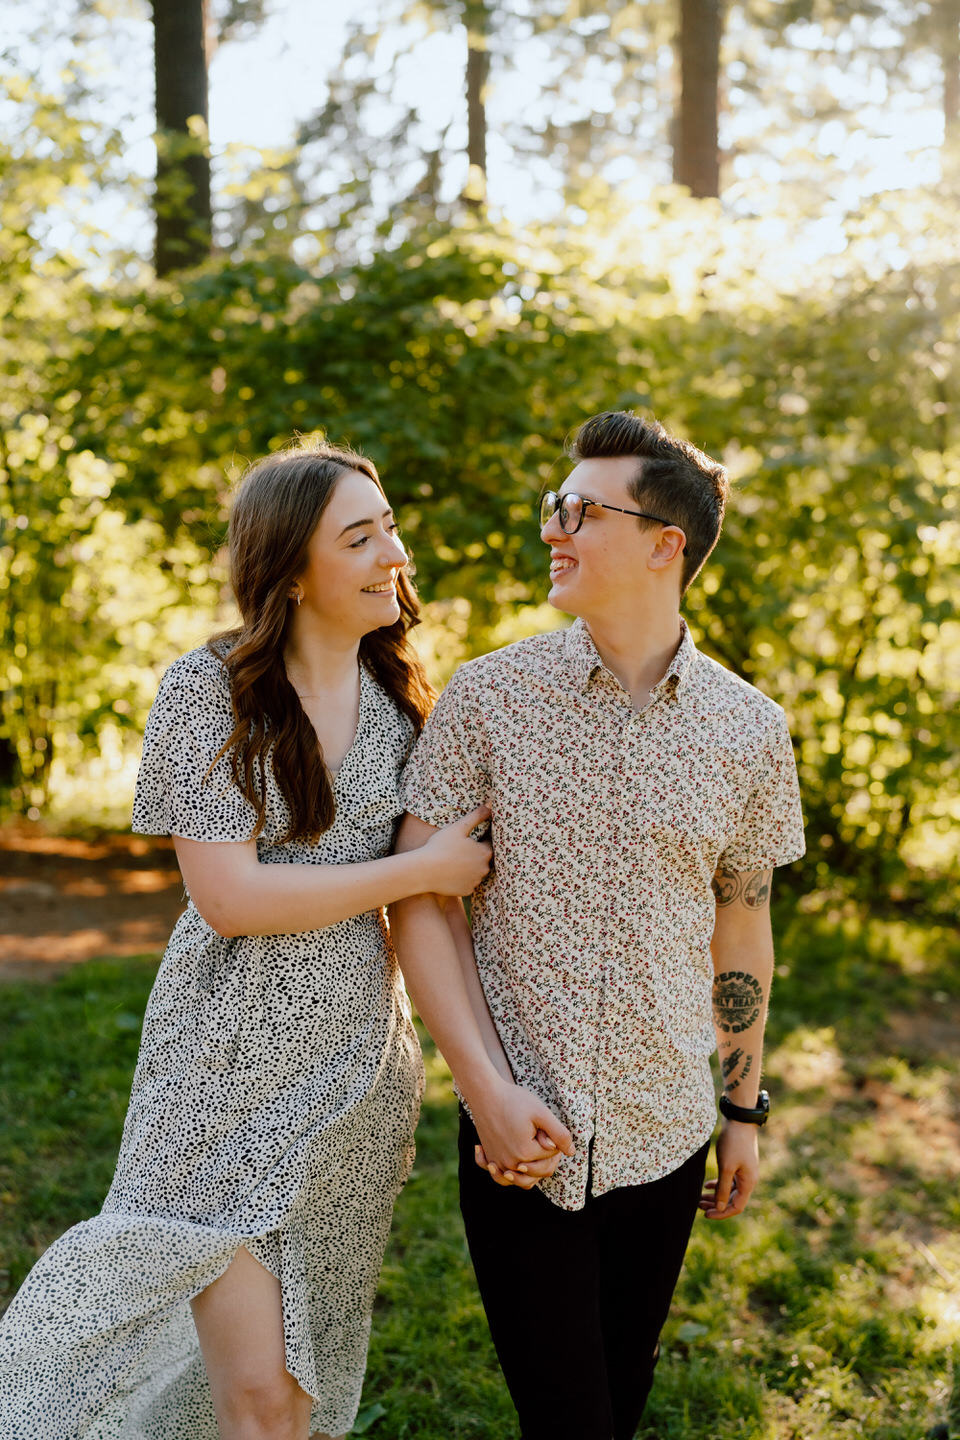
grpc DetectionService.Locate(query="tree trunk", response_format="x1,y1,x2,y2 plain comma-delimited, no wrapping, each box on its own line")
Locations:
941,0,960,148
463,0,491,209
151,0,212,275
673,0,722,198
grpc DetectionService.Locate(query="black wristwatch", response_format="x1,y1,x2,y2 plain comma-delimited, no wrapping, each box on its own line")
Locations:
719,1089,770,1126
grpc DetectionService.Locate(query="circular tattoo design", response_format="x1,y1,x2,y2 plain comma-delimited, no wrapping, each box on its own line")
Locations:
743,872,771,910
711,868,741,907
713,970,763,1033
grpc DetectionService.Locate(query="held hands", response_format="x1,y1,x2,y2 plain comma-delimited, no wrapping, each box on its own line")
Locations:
474,1128,562,1189
698,1119,760,1219
469,1078,575,1191
420,805,493,896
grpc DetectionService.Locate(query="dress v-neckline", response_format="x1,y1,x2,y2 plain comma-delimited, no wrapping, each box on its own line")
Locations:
329,664,369,790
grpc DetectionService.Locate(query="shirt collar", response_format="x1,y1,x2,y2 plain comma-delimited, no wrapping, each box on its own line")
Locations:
564,616,696,701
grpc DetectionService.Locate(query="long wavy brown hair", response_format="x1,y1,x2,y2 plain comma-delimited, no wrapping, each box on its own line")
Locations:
208,439,436,843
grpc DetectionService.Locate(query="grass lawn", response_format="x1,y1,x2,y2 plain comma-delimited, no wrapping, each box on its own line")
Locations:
1,900,959,1438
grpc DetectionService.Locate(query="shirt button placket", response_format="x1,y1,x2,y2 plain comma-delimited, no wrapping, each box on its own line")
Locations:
607,705,646,1195
595,703,633,1197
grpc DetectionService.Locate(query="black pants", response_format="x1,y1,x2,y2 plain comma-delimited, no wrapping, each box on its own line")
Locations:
458,1111,710,1440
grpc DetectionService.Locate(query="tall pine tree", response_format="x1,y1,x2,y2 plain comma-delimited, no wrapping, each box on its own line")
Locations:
151,0,212,275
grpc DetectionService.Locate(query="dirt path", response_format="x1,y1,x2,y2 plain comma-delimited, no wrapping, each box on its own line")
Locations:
3,824,960,1063
0,826,186,981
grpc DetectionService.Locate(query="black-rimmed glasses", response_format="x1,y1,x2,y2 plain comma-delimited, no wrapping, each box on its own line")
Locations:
539,490,688,555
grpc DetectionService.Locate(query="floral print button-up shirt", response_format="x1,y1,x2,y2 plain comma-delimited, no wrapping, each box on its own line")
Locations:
400,618,805,1210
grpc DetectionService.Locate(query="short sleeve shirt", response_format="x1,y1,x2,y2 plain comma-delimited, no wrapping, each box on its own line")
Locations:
132,646,260,843
399,618,805,1210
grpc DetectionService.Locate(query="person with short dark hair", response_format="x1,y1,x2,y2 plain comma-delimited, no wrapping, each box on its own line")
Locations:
566,409,729,592
390,411,805,1439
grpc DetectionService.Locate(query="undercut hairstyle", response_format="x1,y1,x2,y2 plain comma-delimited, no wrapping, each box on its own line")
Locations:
208,438,435,844
566,411,728,594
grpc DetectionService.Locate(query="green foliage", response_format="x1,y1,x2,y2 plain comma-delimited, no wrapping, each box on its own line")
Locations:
5,196,959,895
666,278,960,901
1,59,958,891
2,912,958,1436
0,63,173,815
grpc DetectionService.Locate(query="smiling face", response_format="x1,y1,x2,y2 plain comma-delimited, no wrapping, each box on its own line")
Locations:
541,456,686,625
294,469,409,643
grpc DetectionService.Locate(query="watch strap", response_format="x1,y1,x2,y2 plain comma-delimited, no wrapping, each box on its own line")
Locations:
719,1088,770,1126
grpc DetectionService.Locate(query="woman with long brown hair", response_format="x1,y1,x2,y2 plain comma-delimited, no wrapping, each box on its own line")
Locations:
0,440,491,1440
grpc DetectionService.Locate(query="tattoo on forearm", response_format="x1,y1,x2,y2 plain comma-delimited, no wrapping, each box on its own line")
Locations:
713,971,763,1034
721,1048,744,1079
725,1053,753,1093
711,867,741,906
743,871,772,910
712,867,772,911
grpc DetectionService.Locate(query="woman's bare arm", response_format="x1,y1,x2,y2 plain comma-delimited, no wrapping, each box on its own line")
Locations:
173,805,491,937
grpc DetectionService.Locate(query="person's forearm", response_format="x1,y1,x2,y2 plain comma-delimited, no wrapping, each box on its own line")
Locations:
709,868,776,1107
389,892,508,1104
703,869,774,1219
178,845,437,938
710,949,773,1107
389,811,575,1171
441,896,514,1084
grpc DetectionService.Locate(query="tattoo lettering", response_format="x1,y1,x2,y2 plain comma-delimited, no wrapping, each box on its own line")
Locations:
721,1048,744,1079
711,867,741,907
713,970,763,1034
743,870,772,910
726,1053,754,1092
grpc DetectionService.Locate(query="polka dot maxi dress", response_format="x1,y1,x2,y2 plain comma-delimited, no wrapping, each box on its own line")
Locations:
0,645,425,1440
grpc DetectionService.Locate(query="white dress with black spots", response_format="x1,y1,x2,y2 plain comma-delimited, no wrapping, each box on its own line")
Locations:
0,645,425,1440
